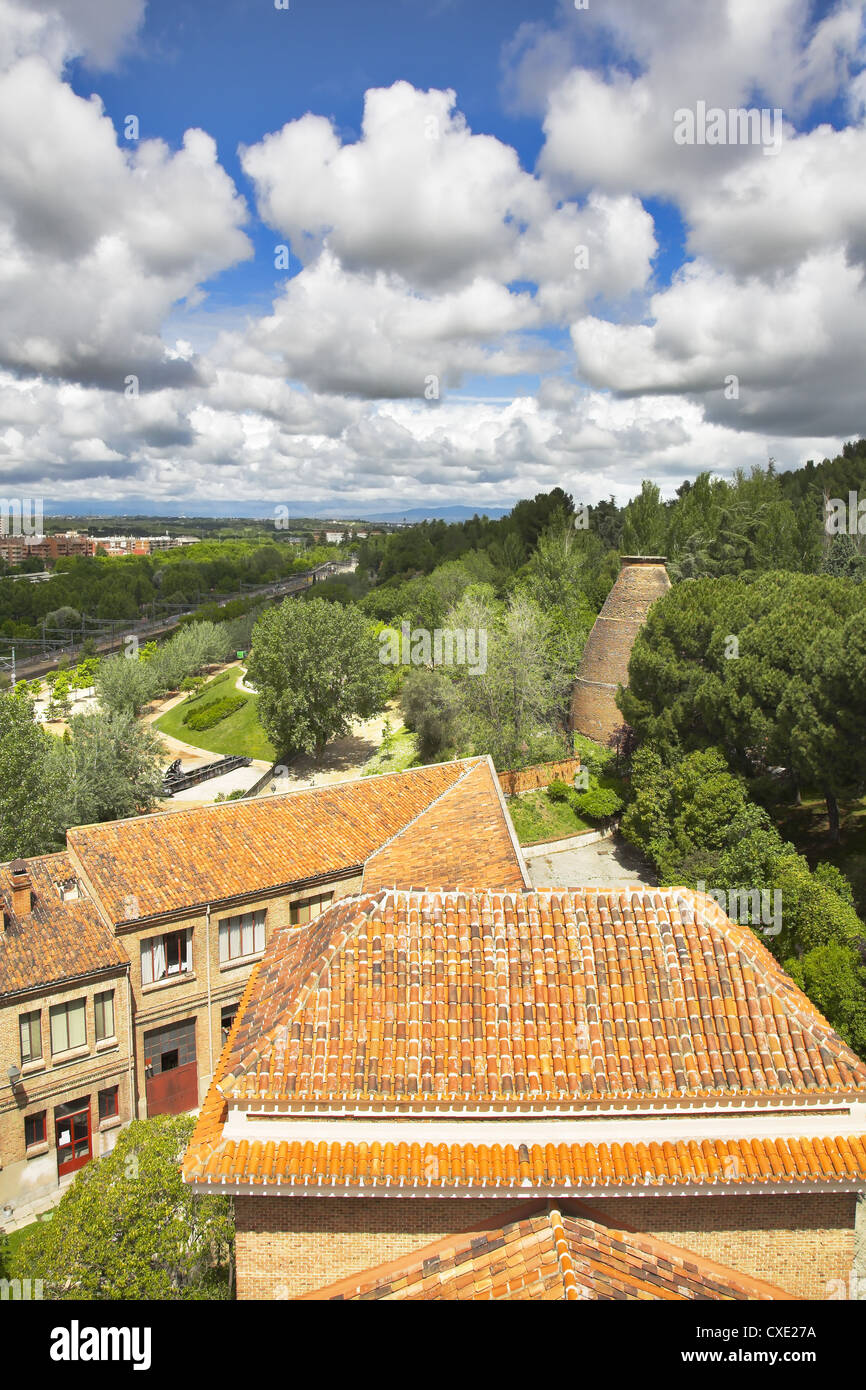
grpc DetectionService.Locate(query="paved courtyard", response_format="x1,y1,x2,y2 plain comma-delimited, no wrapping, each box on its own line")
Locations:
525,833,655,890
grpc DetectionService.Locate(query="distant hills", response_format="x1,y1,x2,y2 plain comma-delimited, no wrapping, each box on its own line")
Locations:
43,499,513,523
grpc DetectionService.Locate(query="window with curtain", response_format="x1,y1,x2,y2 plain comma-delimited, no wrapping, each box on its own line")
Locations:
218,909,266,963
141,929,192,984
19,1010,42,1064
94,990,115,1042
49,999,87,1054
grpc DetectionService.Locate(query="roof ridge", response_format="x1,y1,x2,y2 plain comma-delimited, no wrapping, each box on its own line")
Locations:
219,893,383,1093
361,758,488,866
66,755,483,837
559,1208,797,1300
664,887,861,1063
547,1206,580,1301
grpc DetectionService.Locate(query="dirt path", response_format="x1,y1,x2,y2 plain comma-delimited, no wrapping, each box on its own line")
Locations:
267,702,402,791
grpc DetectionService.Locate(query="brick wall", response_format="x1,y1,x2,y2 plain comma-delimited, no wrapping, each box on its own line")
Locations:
0,967,132,1204
236,1196,523,1299
234,1191,857,1300
498,758,581,798
585,1193,857,1301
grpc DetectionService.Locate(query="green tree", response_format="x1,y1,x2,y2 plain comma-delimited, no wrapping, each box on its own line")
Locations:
95,653,157,717
248,597,388,759
0,692,63,859
61,710,166,826
12,1115,233,1299
620,480,668,556
787,943,866,1057
401,666,462,761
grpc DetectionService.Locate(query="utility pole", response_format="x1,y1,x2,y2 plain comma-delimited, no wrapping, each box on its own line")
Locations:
11,646,15,687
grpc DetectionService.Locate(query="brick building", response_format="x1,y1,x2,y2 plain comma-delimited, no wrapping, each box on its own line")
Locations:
0,758,525,1213
0,532,95,566
571,555,671,743
183,886,866,1300
0,856,131,1213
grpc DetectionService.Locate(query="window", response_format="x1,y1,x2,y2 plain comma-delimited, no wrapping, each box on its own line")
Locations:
98,1086,119,1122
218,909,265,963
24,1112,46,1148
19,1010,42,1064
94,990,115,1042
290,893,333,926
221,1004,238,1046
49,999,87,1055
140,929,192,985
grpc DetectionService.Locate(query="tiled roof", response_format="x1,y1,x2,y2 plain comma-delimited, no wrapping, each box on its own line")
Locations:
0,853,128,996
216,887,866,1104
183,1122,866,1191
362,760,529,893
305,1205,793,1300
66,758,505,924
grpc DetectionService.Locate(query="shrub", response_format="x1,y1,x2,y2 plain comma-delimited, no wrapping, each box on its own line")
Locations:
572,786,624,821
183,695,246,731
547,778,571,803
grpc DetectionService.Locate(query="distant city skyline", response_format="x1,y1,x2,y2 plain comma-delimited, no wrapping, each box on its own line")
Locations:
0,0,863,510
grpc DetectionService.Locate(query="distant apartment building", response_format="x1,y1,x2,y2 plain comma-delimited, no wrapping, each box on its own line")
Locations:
0,759,517,1213
0,531,95,566
95,534,198,557
324,530,346,544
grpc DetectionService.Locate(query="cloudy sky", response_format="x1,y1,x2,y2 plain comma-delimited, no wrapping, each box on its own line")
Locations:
0,0,864,515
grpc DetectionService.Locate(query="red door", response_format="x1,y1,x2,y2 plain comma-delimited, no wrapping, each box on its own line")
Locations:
143,1018,198,1116
55,1103,91,1177
145,1061,198,1115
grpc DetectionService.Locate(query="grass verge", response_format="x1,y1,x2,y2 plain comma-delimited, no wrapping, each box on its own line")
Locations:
507,791,593,846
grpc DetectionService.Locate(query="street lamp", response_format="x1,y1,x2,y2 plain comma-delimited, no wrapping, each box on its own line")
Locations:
7,1063,21,1088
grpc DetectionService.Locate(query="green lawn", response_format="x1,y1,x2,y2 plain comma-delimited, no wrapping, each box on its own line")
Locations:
362,725,419,777
153,669,276,761
507,791,592,846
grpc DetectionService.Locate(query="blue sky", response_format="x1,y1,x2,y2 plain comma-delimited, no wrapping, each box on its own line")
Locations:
0,0,864,513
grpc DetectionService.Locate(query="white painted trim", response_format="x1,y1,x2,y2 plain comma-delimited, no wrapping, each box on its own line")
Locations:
186,1177,866,1199
226,1104,866,1147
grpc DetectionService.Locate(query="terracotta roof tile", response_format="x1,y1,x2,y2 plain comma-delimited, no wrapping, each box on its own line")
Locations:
67,758,497,923
184,1126,866,1190
362,760,529,894
0,853,127,994
215,887,866,1104
301,1204,794,1300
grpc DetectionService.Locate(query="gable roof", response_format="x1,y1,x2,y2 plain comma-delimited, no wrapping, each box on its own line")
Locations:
216,886,866,1105
362,759,529,894
66,757,522,925
305,1204,794,1301
0,853,128,997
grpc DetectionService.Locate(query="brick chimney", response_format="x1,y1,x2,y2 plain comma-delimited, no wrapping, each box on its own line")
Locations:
10,860,32,916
